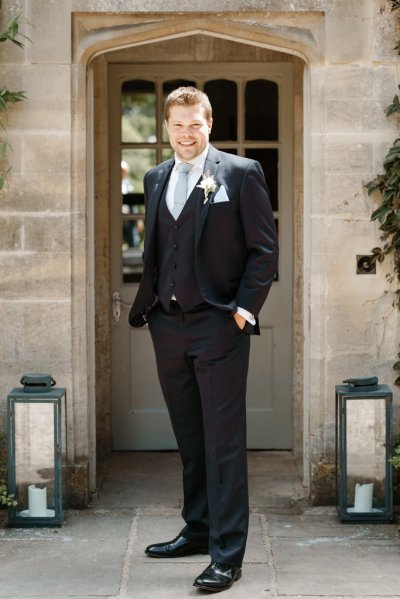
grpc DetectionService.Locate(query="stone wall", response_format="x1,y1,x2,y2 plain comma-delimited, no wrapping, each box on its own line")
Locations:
0,0,399,505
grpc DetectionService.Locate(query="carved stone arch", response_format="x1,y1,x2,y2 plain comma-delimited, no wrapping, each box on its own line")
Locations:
71,11,314,490
72,12,324,66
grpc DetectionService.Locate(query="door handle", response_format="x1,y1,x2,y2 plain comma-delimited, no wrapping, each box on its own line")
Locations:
112,291,121,322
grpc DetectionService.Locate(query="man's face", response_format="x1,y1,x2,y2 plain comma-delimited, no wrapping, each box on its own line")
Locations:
165,103,212,162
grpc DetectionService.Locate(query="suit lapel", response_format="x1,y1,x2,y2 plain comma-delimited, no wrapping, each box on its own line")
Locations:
195,146,221,246
144,160,174,257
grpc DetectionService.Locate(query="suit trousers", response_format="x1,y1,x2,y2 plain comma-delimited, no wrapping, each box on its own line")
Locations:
147,302,251,566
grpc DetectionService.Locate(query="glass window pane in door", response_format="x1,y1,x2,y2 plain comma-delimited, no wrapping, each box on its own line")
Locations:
163,79,197,98
204,79,237,141
122,216,145,283
245,148,278,212
122,80,156,143
121,149,156,198
162,79,196,142
245,80,278,141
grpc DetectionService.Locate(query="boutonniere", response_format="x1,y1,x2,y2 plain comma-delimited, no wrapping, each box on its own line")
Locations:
197,172,217,204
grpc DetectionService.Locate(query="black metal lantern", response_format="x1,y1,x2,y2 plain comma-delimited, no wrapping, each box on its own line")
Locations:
335,377,393,522
7,374,67,527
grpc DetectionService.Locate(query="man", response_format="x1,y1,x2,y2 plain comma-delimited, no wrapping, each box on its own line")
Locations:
129,87,278,592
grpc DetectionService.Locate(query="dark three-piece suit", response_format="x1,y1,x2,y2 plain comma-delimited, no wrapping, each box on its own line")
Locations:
129,144,278,566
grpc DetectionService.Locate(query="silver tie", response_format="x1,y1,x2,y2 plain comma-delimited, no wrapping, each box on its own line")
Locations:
172,163,192,220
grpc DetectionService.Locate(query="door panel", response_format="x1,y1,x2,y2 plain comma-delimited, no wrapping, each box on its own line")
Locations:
109,63,293,450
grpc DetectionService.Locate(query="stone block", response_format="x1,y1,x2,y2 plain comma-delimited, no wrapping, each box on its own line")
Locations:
324,65,393,133
308,460,336,505
309,150,327,213
26,0,71,64
0,171,71,212
325,66,373,101
309,217,387,305
22,301,72,365
0,132,23,174
0,253,70,300
326,174,372,217
309,66,326,133
325,140,373,174
0,215,23,251
309,304,326,355
2,65,71,131
23,215,71,252
372,66,399,107
23,134,70,175
325,0,371,63
68,462,90,508
0,302,72,411
372,2,399,62
0,302,24,362
325,304,374,356
327,99,376,133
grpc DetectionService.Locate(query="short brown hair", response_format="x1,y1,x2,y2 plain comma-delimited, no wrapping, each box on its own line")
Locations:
164,86,212,121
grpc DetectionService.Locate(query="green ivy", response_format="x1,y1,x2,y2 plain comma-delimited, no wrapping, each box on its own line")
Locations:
390,443,400,469
0,434,17,508
0,9,30,190
365,3,400,386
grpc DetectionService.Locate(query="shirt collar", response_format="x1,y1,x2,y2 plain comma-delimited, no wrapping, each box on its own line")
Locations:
174,145,209,171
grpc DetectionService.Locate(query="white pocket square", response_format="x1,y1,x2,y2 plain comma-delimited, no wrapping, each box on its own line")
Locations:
213,185,230,203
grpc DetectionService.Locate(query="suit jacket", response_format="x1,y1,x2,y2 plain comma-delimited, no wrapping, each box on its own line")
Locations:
128,145,279,334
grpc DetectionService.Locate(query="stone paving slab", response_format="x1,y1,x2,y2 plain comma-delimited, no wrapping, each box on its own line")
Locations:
267,510,399,540
0,536,124,597
95,474,183,509
272,534,400,596
0,509,132,541
127,562,270,599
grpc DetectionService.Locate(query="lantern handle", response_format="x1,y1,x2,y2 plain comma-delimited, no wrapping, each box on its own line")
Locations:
342,376,378,389
19,374,56,389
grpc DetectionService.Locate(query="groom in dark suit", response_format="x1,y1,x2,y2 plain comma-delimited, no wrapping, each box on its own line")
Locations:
129,87,278,592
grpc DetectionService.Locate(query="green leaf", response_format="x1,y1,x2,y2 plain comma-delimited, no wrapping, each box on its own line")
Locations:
371,204,392,223
0,14,31,49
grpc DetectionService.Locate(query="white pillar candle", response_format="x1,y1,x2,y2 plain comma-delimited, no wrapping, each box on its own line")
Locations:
353,482,373,512
28,485,47,517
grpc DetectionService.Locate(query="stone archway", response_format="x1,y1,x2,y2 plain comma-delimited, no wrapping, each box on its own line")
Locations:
71,11,318,492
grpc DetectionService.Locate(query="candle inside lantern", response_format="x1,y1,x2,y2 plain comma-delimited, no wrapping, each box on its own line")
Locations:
353,482,373,512
28,484,47,517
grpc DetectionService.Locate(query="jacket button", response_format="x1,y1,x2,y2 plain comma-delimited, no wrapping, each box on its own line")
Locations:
173,263,177,269
170,282,175,288
172,243,178,249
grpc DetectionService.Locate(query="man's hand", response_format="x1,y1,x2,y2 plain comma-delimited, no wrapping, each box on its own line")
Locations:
234,312,246,330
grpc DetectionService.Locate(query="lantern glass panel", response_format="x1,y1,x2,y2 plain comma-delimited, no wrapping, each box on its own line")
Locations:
345,398,386,513
14,401,56,517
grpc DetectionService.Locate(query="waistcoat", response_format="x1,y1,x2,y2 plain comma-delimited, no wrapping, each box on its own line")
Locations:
156,186,204,311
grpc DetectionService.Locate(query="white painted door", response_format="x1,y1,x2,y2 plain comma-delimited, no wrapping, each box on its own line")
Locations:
109,63,293,449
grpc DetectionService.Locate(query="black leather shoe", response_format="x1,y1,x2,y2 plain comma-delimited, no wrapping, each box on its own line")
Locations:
145,535,209,558
193,562,242,592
